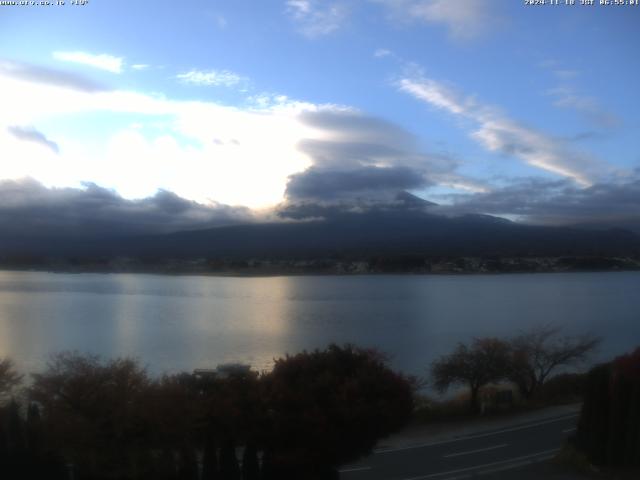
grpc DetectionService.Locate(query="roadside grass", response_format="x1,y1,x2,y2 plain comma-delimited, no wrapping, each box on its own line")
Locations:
412,373,586,425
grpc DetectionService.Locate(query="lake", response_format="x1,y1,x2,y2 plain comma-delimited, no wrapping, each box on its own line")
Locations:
0,270,638,379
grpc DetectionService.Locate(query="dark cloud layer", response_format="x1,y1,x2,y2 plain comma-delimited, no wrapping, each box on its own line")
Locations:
288,109,463,203
286,166,430,201
441,173,640,232
278,191,437,220
7,126,60,154
0,178,252,238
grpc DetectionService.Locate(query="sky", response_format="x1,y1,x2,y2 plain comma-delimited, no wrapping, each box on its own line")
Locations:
1,0,639,233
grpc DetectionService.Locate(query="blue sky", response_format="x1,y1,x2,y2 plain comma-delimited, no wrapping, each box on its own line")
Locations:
1,0,639,229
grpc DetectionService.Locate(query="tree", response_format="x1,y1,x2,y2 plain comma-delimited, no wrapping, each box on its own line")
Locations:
29,352,151,479
431,338,511,413
508,325,600,399
261,344,414,478
0,358,23,404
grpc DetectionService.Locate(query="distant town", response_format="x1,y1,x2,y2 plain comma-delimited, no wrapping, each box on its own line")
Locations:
2,254,638,276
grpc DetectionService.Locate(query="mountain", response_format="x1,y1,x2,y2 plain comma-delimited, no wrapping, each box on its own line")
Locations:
2,196,638,266
140,212,639,260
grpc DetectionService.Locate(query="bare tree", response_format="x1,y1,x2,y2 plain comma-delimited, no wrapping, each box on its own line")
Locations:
431,338,511,413
508,325,600,399
0,357,23,403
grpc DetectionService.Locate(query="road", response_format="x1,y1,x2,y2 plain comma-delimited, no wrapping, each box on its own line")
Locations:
339,412,579,480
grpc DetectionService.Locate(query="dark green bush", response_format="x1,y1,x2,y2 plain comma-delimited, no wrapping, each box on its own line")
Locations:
575,347,640,467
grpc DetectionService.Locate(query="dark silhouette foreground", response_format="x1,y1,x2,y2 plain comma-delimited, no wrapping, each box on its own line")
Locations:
0,345,414,480
574,347,640,468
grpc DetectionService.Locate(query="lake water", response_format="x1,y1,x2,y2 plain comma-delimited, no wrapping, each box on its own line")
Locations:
0,270,638,379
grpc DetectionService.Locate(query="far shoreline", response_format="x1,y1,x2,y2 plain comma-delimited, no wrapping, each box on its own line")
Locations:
1,255,639,279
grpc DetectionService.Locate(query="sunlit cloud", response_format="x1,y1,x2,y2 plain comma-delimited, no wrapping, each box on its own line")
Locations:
398,73,607,186
0,61,327,208
52,51,124,74
176,69,245,87
0,60,491,210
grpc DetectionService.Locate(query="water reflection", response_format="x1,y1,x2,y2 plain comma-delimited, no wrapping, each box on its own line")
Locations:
0,270,639,377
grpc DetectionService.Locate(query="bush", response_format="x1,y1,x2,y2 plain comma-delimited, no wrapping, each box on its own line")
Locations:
575,347,640,467
535,373,586,405
262,344,414,477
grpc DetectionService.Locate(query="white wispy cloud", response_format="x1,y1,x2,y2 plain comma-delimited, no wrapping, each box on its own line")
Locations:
374,48,392,58
52,51,124,73
398,73,605,186
547,86,620,128
176,69,245,87
131,64,150,71
373,0,498,40
539,61,620,128
285,0,349,37
284,0,497,40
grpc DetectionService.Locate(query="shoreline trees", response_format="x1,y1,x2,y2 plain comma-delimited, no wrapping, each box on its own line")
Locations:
431,338,511,413
508,325,601,400
430,326,600,412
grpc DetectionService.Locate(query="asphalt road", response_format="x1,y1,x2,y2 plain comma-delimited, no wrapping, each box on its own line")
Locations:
339,413,579,480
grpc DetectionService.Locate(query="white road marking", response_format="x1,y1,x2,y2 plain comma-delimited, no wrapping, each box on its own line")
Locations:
339,466,372,473
562,427,577,433
443,443,508,458
375,413,578,454
401,448,560,480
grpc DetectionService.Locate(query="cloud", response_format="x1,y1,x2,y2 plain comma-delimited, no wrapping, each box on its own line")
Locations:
7,126,59,154
0,59,106,93
539,60,579,81
285,0,349,37
538,61,620,128
286,166,429,201
374,48,392,58
397,75,469,114
176,69,245,87
286,109,480,202
298,109,417,150
373,0,499,40
398,73,606,186
0,59,480,210
131,64,150,71
53,51,124,74
546,86,620,128
439,173,640,232
0,60,322,207
0,178,252,238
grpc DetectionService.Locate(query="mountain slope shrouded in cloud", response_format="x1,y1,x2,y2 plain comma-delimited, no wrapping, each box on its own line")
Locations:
0,178,253,239
0,183,638,265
